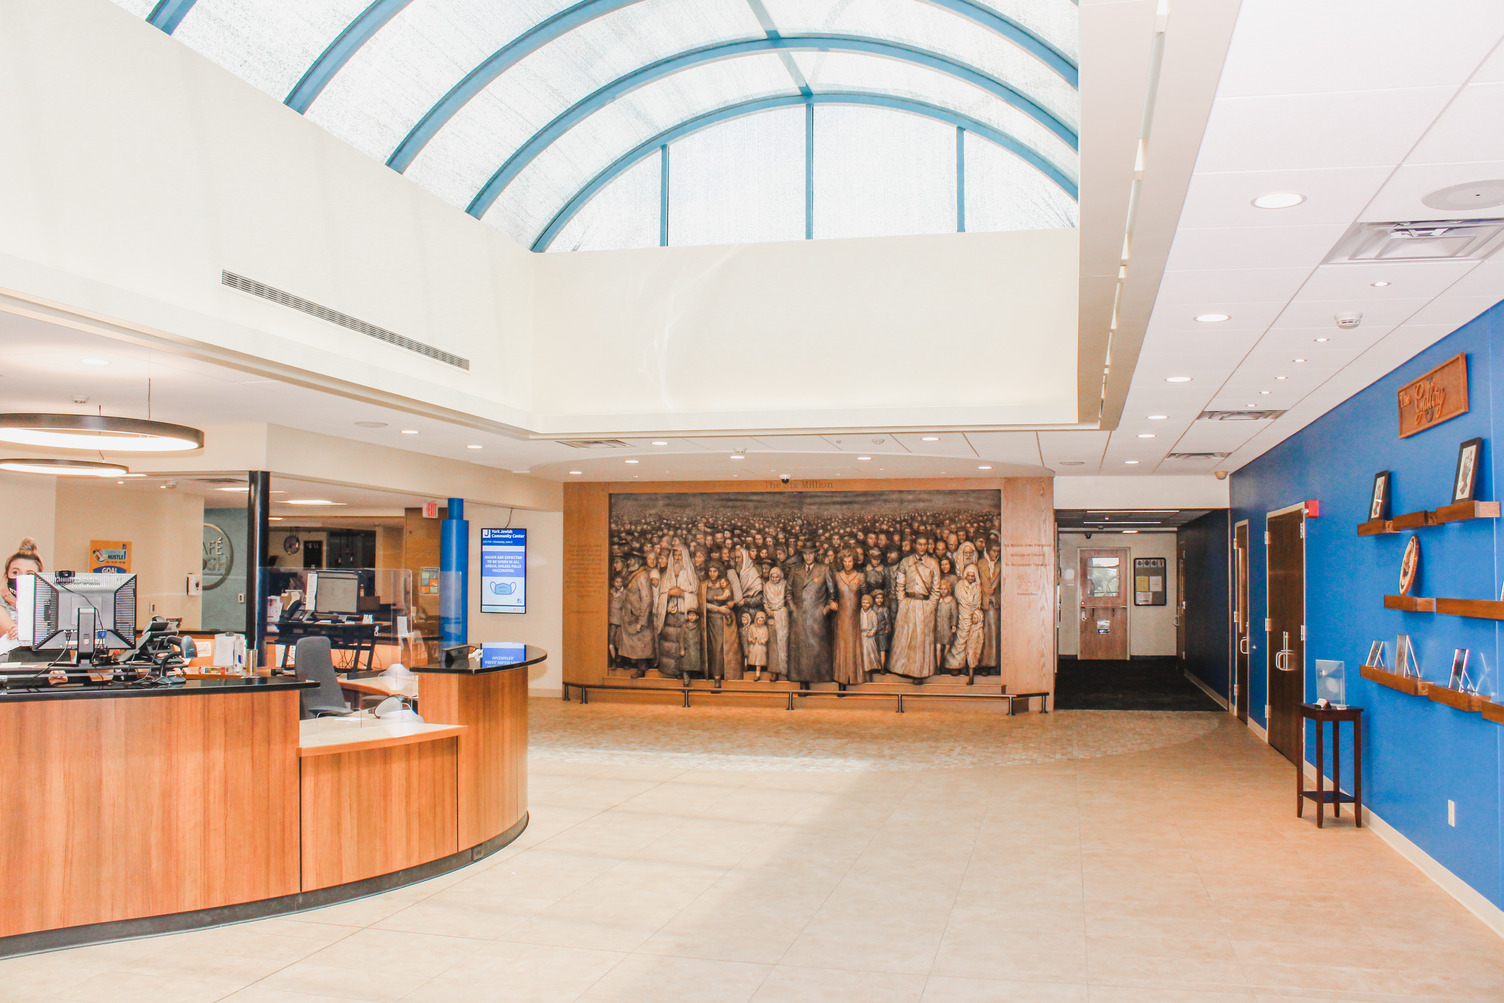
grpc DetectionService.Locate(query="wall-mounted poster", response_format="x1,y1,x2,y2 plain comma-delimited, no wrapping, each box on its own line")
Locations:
608,489,1002,684
90,540,130,574
481,528,527,614
1133,557,1167,606
1452,437,1483,503
1369,471,1391,521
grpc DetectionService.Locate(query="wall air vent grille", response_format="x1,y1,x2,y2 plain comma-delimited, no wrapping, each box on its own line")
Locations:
1197,410,1285,421
558,439,632,449
1325,218,1504,263
1166,452,1232,460
221,271,470,371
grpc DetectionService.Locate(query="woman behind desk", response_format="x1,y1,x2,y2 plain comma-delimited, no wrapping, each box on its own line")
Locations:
0,537,43,641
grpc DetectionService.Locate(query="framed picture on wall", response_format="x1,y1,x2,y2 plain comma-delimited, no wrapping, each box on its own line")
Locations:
1369,471,1391,521
1452,437,1482,503
1449,648,1469,690
1365,640,1384,668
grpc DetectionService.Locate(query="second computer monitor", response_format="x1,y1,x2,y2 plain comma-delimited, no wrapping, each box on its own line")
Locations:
308,571,360,616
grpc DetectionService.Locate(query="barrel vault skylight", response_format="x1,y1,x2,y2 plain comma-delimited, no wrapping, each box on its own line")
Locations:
117,0,1079,252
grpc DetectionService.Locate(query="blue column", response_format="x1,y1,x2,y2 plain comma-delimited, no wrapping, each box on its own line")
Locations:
440,498,468,647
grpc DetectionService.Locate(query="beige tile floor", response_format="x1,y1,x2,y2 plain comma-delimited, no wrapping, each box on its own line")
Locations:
4,702,1502,1003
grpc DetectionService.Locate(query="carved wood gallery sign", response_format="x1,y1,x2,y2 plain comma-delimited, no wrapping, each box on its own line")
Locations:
1398,353,1468,438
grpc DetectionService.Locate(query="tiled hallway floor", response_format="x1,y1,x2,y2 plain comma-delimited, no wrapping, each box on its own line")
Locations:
5,703,1501,1002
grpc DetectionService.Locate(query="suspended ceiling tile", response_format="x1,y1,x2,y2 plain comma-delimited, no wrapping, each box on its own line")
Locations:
751,435,856,453
1145,301,1286,336
1164,224,1350,272
1402,295,1501,331
1037,430,1109,462
1278,296,1434,330
1169,421,1265,453
1362,162,1504,221
889,432,979,456
958,432,1043,465
1296,260,1480,301
1176,167,1393,229
1437,257,1504,299
820,433,909,453
685,436,765,451
1194,89,1456,173
1405,84,1504,165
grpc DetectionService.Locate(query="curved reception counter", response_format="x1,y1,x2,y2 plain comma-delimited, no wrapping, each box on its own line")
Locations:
0,645,544,957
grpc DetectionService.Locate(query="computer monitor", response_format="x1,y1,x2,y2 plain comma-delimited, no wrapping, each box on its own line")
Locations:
307,571,359,616
17,572,138,654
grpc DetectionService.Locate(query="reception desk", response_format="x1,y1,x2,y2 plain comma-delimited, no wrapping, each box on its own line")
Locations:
0,645,543,957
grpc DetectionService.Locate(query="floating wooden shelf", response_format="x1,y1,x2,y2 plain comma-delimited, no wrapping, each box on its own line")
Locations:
1434,597,1504,621
1426,686,1491,714
1357,519,1393,536
1433,500,1501,524
1389,510,1434,530
1483,701,1504,726
1384,594,1436,613
1360,663,1428,696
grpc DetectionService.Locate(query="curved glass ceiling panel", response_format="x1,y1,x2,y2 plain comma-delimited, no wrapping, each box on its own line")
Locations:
669,106,807,247
407,0,763,212
792,52,1076,183
549,152,662,252
110,0,158,18
170,0,371,101
306,0,577,161
759,0,1076,128
964,129,1078,231
970,0,1079,60
813,106,957,240
489,54,794,244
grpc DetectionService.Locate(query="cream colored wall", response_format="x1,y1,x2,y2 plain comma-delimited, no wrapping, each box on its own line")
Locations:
52,482,204,628
0,472,56,576
532,229,1080,435
465,505,563,697
1057,531,1178,658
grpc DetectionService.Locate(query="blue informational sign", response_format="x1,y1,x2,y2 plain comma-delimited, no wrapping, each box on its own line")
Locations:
480,528,527,613
480,642,528,668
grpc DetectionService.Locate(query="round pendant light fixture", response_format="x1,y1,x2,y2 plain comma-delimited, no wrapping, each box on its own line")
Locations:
0,413,204,452
0,457,130,477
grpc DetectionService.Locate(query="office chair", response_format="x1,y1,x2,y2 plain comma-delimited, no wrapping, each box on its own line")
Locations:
293,636,354,719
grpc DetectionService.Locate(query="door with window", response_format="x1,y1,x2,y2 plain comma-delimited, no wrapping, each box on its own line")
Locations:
1234,521,1250,722
1266,508,1306,764
1078,549,1129,660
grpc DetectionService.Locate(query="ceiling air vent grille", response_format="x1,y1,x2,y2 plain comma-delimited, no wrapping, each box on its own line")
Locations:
1325,219,1504,263
1197,409,1285,421
558,439,632,449
221,271,470,371
1166,452,1231,460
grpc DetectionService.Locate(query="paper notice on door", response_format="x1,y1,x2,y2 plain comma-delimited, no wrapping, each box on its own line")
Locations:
1149,576,1163,590
1096,620,1111,633
1136,592,1151,604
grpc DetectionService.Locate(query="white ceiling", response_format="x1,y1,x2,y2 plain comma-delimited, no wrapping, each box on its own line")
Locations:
4,0,1504,486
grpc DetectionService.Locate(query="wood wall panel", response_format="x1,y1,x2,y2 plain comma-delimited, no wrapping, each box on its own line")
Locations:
0,690,300,938
299,739,459,891
562,478,1057,699
420,668,529,848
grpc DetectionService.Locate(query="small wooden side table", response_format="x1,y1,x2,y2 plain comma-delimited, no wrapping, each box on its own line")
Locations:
1298,703,1363,828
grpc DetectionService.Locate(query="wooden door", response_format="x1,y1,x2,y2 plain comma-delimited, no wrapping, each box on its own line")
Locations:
1266,509,1306,764
1078,548,1129,660
1234,521,1250,722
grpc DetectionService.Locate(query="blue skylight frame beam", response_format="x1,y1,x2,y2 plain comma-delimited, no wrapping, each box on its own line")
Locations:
387,0,1074,173
533,92,1078,251
146,0,198,33
470,35,1078,220
285,0,415,113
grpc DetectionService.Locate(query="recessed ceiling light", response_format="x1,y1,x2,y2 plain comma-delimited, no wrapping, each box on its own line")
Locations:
978,465,992,470
1276,375,1288,380
0,457,129,477
1251,192,1305,209
625,459,639,464
1137,433,1155,439
0,413,203,452
651,441,668,446
1124,460,1140,465
1147,415,1168,420
1195,313,1231,323
1058,460,1085,466
1370,280,1390,288
80,358,109,366
354,420,387,428
1165,376,1193,383
1314,337,1329,343
285,499,344,506
467,444,482,449
400,429,419,435
922,436,940,442
1259,390,1272,395
729,455,744,461
1122,530,1139,534
1293,358,1307,363
569,470,583,475
857,456,871,461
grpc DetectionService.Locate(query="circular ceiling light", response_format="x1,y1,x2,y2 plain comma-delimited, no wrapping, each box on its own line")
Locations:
1293,358,1307,363
0,413,203,452
921,436,940,442
1276,375,1288,380
729,454,745,461
1421,179,1504,211
569,470,583,475
1165,376,1193,383
625,459,639,464
857,456,871,461
1125,459,1140,465
1259,390,1272,395
1137,433,1156,438
0,457,129,477
978,465,993,470
400,429,419,435
467,444,483,450
1370,280,1390,288
1147,415,1168,420
1314,337,1330,343
651,441,669,446
354,420,388,428
1195,313,1231,323
1251,192,1306,209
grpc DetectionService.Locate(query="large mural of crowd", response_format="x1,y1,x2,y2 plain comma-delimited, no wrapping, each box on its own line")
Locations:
607,490,1003,685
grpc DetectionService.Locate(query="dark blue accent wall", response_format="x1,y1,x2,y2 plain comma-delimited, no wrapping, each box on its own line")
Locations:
1230,300,1503,914
1180,509,1231,700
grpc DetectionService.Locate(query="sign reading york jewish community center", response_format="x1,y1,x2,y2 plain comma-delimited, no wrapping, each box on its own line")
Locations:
481,528,527,614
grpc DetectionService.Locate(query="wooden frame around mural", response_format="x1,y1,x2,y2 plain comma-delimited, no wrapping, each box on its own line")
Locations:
1398,353,1468,438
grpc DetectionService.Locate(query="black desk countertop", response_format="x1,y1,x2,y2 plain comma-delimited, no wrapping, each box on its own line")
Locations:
0,676,315,704
411,643,547,675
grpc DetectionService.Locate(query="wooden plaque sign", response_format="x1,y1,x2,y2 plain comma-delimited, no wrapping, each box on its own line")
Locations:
1398,353,1468,438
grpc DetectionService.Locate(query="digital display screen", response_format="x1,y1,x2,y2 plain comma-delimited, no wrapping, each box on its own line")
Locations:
480,528,527,614
479,642,528,669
